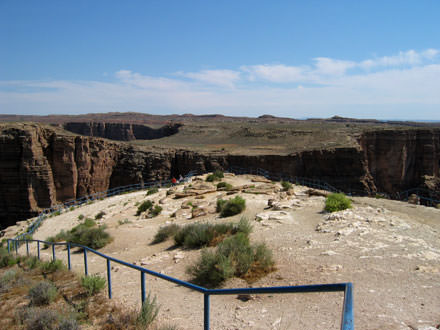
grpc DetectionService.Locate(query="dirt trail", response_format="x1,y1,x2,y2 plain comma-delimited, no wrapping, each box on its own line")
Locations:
13,174,440,330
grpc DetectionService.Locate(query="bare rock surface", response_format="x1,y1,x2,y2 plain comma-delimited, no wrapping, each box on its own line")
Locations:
8,174,440,330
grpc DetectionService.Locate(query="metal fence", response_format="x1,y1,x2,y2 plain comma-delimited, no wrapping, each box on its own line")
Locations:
7,238,354,330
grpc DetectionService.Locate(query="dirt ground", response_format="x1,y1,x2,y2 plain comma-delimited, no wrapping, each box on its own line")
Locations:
10,174,440,330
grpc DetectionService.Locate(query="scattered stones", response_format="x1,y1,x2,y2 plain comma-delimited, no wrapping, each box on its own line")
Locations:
192,207,207,218
255,211,294,225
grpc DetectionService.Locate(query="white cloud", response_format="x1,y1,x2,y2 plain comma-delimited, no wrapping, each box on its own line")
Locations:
178,69,241,88
1,49,439,120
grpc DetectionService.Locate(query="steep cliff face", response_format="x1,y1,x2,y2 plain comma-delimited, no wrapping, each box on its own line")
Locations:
63,122,181,141
1,124,439,227
360,129,440,194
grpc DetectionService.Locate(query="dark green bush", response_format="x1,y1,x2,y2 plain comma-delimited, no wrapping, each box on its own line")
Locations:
152,224,180,244
78,214,84,220
216,199,226,212
81,275,106,296
217,182,233,190
28,281,57,305
83,218,96,227
324,193,352,212
70,226,111,249
95,211,106,220
150,205,163,217
219,196,246,217
147,187,159,195
0,247,18,268
281,181,292,191
136,200,153,216
206,170,224,182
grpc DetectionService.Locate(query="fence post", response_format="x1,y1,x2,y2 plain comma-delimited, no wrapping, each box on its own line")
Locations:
15,240,18,254
52,244,56,261
83,248,88,275
141,272,146,304
67,243,71,270
204,293,210,330
7,239,10,253
37,241,40,260
107,259,112,299
26,240,29,256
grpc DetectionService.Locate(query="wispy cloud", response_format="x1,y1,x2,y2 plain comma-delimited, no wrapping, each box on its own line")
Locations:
1,49,439,119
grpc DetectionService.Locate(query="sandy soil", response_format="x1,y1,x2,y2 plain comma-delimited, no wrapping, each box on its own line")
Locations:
13,174,440,330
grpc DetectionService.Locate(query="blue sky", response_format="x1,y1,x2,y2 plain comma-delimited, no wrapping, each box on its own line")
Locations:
1,1,439,120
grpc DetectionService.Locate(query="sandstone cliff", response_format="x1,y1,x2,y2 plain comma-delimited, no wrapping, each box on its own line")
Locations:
1,124,439,227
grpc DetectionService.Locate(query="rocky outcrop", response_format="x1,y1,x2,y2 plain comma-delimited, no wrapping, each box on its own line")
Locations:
1,124,439,227
63,122,181,141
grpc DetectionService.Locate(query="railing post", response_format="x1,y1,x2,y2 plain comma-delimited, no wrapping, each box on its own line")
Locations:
26,240,29,256
52,244,56,261
83,248,88,275
204,293,210,330
7,239,10,253
107,259,112,299
15,240,18,254
37,241,40,260
141,272,146,304
67,243,71,270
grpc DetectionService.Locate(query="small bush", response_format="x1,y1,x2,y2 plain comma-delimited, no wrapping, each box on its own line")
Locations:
118,218,131,226
150,205,163,217
24,256,41,269
219,196,246,217
78,214,84,220
69,207,75,212
40,260,65,273
0,247,18,268
0,269,19,291
281,181,292,191
217,182,233,190
95,211,106,220
187,231,274,287
58,318,80,330
147,187,159,195
324,193,352,212
29,281,57,305
53,210,61,216
206,170,224,182
137,292,159,328
152,224,180,244
81,275,106,296
16,307,60,329
83,218,96,227
136,200,153,216
71,226,111,249
216,199,226,212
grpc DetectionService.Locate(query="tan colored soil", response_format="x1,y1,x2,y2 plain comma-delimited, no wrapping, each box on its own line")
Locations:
12,174,440,330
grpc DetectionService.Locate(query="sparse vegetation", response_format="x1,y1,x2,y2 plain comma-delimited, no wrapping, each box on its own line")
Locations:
136,292,160,328
217,182,233,190
78,214,84,220
150,205,163,217
187,232,274,287
118,218,132,226
281,181,292,191
206,170,224,182
152,218,252,249
136,200,153,216
324,193,352,212
217,196,246,217
81,274,106,296
28,281,58,305
147,187,159,195
0,247,19,268
95,211,106,220
40,260,65,273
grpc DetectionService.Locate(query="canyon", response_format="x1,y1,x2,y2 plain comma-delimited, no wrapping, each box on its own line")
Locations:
0,115,439,228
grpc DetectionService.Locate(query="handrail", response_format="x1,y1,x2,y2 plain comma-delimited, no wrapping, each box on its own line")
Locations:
7,238,354,330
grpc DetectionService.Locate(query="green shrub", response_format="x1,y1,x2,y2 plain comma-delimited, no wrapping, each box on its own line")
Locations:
187,230,274,288
147,187,159,195
0,247,18,268
69,207,75,212
152,224,180,244
281,181,292,191
137,292,159,328
78,214,84,220
219,196,246,217
171,218,252,249
217,182,233,190
70,226,111,249
216,199,226,212
81,275,106,296
83,218,96,227
29,281,57,305
0,269,19,291
136,200,153,216
58,318,80,330
24,256,41,269
206,170,224,182
40,260,65,273
95,211,106,220
53,210,61,216
118,218,131,226
16,307,60,329
324,193,352,212
150,205,163,217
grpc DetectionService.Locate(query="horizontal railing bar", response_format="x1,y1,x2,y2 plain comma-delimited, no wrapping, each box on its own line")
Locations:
206,283,348,295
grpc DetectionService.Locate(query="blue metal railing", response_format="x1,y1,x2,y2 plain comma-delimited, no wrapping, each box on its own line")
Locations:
7,238,354,330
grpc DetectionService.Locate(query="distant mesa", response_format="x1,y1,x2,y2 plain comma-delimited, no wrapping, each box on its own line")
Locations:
63,122,181,141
